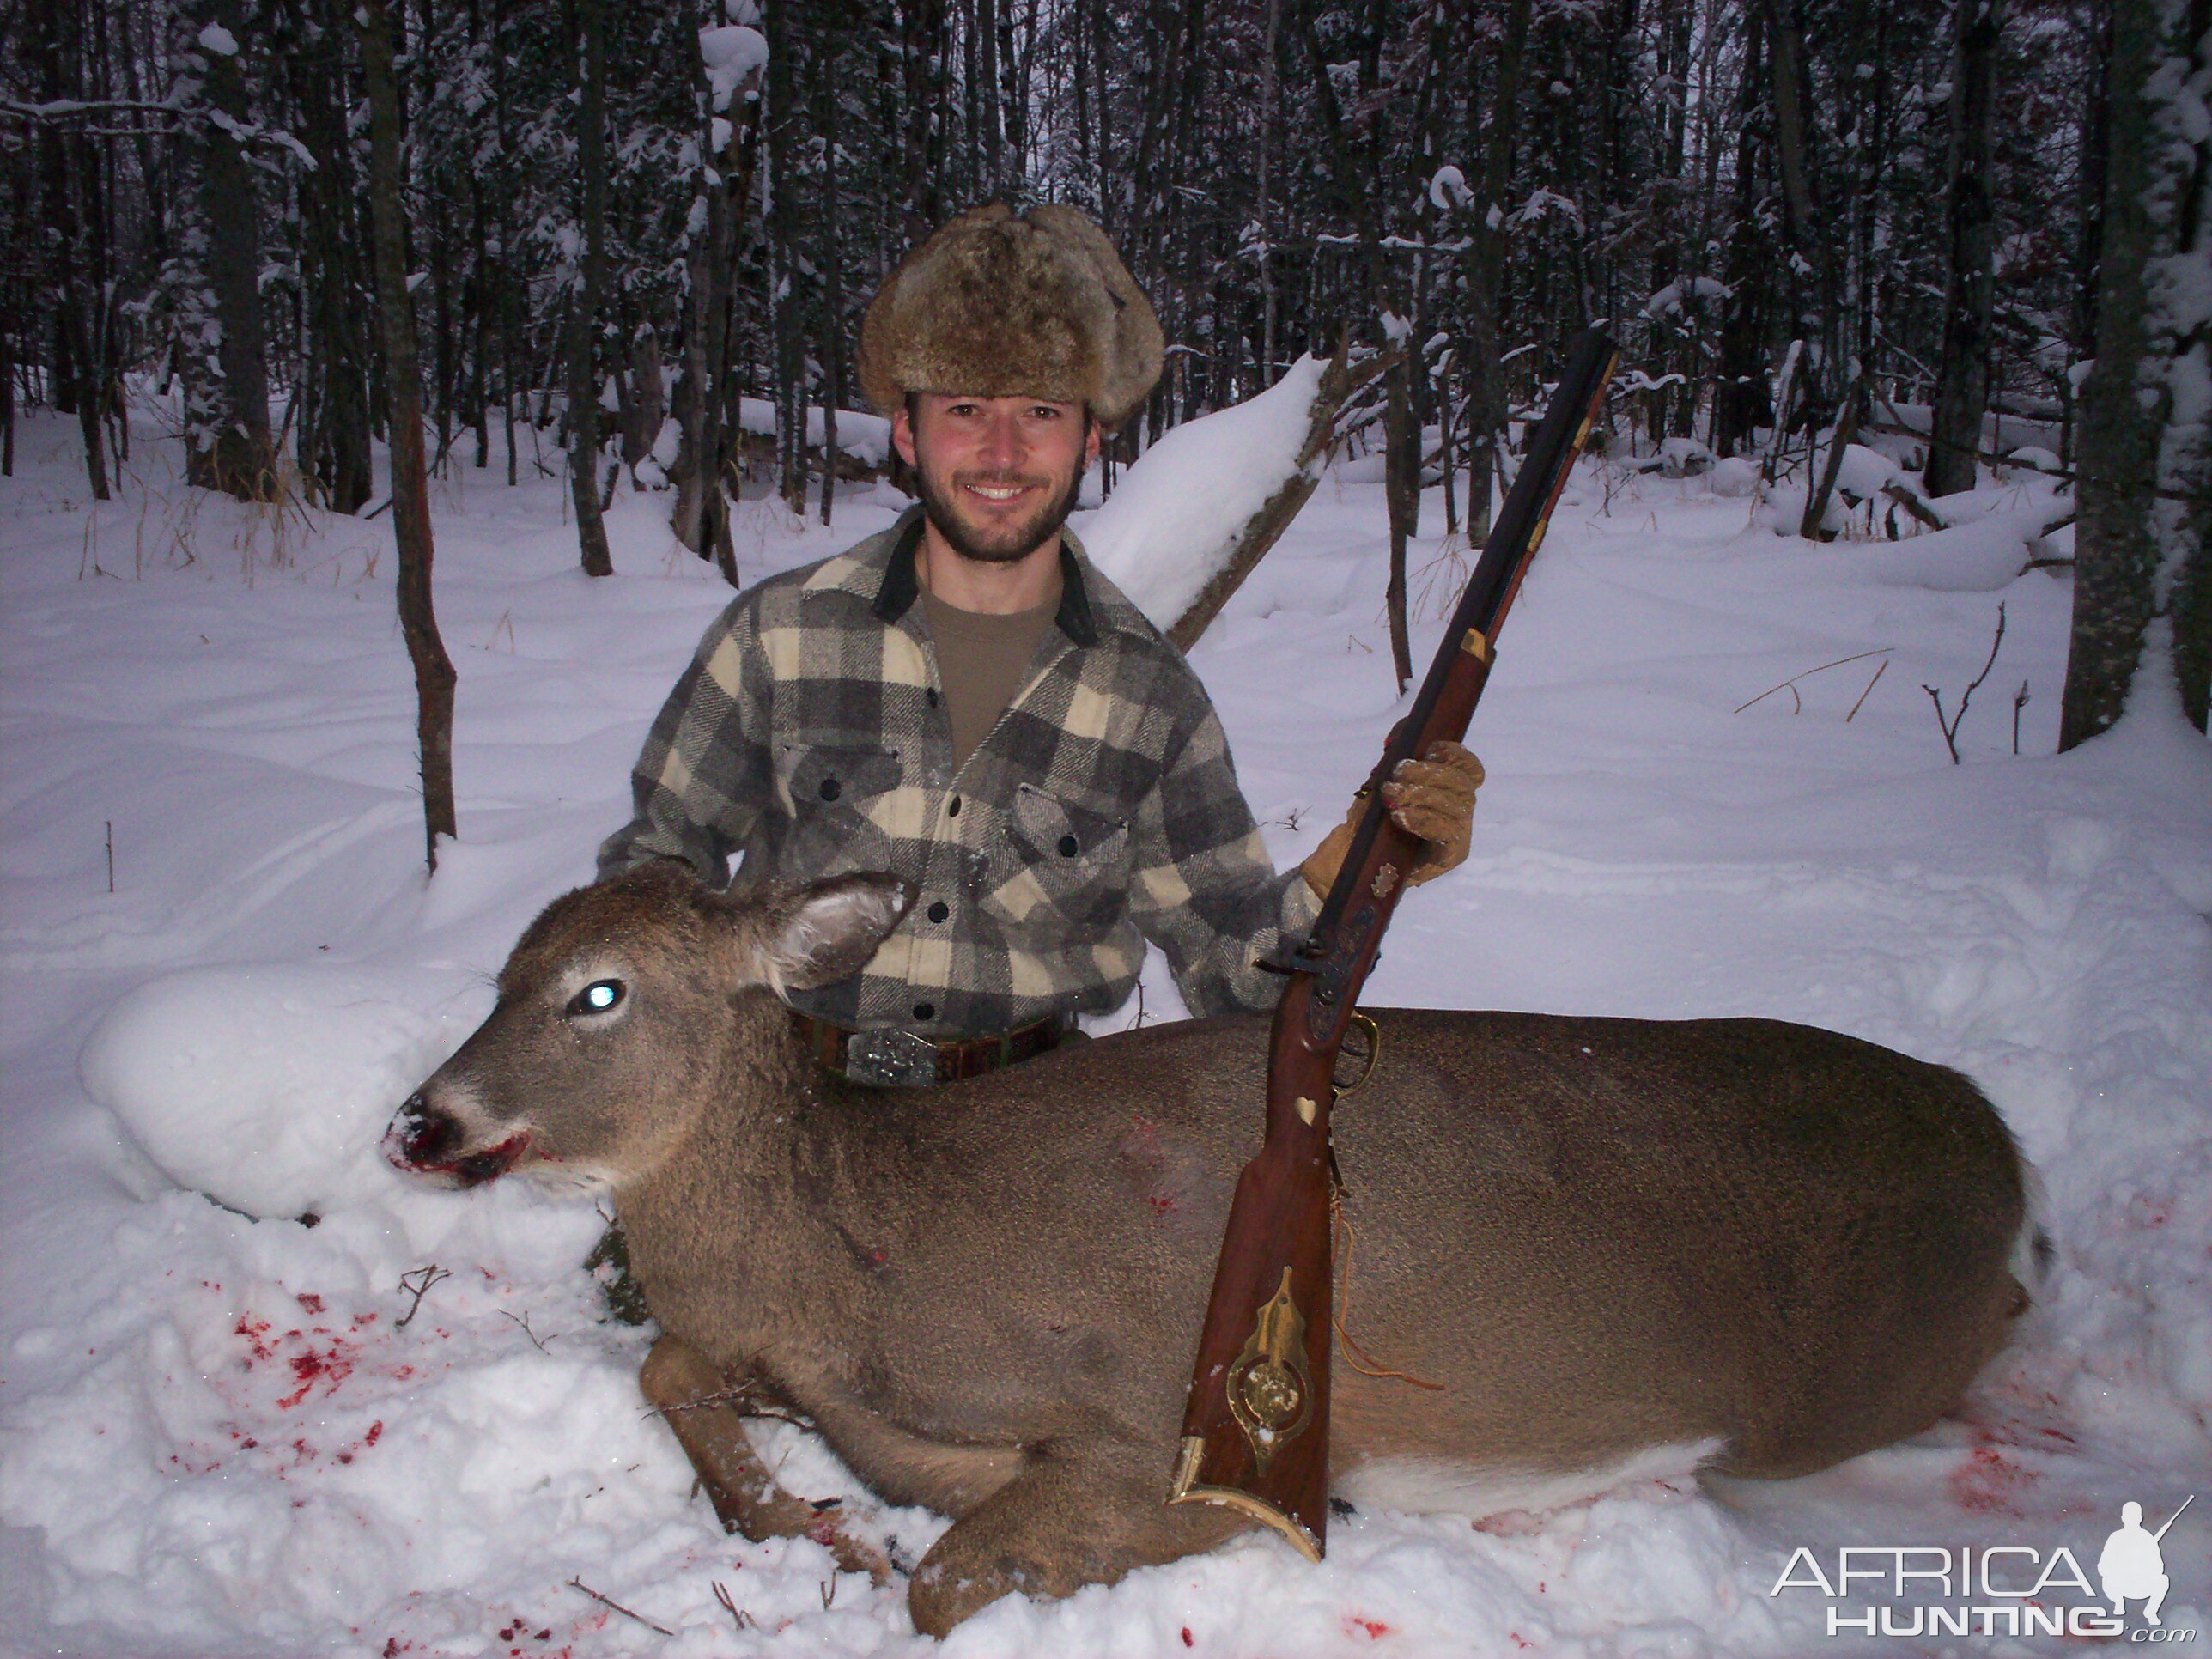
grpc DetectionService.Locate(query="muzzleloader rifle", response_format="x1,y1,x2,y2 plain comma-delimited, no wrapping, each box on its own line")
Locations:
1168,326,1620,1558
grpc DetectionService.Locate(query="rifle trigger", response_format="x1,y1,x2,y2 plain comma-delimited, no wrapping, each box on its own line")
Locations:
1334,1011,1382,1097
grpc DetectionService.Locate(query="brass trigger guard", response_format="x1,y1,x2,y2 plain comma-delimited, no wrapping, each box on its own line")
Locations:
1334,1012,1381,1097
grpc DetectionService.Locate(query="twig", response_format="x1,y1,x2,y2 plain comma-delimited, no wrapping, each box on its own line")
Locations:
499,1310,550,1352
1922,603,2008,764
819,1577,837,1610
105,820,114,894
1844,657,1890,722
394,1264,450,1330
2013,681,2030,756
1881,480,1946,531
713,1579,754,1630
644,1380,812,1427
567,1577,673,1638
1733,649,1895,716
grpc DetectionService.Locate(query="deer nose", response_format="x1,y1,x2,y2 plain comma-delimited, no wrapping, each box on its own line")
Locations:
383,1091,460,1170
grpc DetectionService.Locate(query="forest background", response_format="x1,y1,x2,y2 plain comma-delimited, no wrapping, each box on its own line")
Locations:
3,0,2207,755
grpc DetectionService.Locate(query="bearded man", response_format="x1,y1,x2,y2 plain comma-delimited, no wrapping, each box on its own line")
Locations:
599,204,1480,1086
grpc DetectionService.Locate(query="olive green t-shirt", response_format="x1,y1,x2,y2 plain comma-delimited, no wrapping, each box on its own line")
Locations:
920,581,1062,767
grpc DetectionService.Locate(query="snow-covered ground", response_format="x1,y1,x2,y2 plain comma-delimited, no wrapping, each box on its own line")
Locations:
3,403,2208,1658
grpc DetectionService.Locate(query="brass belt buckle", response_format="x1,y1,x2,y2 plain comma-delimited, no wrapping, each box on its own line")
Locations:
846,1027,940,1089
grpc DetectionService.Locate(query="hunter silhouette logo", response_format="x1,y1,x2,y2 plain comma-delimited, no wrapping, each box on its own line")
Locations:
2100,1496,2191,1628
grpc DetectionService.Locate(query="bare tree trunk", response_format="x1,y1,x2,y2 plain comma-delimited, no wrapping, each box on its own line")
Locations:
493,0,519,488
2063,0,2212,742
1383,358,1416,687
817,38,842,529
1759,0,1832,387
898,0,946,250
361,0,459,868
189,0,276,499
36,0,110,501
766,0,810,514
625,322,662,480
1,318,13,477
672,12,763,575
1257,0,1279,386
1459,0,1534,545
1925,0,2003,497
564,0,614,576
977,0,1002,194
299,0,373,512
1712,0,1771,459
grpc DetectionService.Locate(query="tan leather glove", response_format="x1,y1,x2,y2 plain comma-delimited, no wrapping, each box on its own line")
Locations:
1299,740,1484,899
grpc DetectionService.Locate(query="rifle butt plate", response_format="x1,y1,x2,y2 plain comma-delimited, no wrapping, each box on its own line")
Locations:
1166,1436,1324,1562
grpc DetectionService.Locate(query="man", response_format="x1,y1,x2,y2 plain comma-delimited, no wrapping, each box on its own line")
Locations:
599,203,1480,1085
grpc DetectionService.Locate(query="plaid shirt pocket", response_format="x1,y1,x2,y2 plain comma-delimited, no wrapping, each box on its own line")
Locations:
773,742,905,878
987,782,1133,931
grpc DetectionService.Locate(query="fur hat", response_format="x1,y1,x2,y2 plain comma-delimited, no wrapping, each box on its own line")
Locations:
855,204,1163,432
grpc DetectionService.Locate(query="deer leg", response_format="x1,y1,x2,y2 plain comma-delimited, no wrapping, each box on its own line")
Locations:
637,1334,890,1584
907,1438,1249,1638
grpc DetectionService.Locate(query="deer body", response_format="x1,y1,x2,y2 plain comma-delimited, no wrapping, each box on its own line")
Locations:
386,868,2031,1635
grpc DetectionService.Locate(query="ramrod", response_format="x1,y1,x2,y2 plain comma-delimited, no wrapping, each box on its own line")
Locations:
384,863,2033,1636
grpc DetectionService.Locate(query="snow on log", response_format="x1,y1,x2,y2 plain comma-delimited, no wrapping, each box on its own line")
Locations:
79,967,472,1218
1079,346,1386,649
1860,513,2042,592
698,25,767,111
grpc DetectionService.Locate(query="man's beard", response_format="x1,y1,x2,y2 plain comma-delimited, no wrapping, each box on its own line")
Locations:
915,459,1086,567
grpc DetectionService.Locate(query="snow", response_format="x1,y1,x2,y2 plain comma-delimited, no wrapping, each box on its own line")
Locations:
1830,441,1899,501
736,396,892,467
1642,276,1730,316
649,416,681,470
196,21,238,56
1075,354,1329,631
1707,455,1759,496
3,393,2210,1656
699,25,767,112
1426,164,1469,212
78,966,477,1220
1658,435,1714,477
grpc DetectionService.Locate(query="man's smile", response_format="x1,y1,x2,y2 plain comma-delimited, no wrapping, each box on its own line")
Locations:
959,477,1042,507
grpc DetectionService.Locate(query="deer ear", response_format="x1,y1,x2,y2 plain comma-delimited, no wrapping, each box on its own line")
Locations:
763,875,915,992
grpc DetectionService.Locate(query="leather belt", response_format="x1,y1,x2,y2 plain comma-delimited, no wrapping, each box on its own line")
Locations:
791,1009,1077,1088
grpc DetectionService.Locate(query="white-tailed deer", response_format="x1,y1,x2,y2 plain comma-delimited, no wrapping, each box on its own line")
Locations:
384,864,2033,1635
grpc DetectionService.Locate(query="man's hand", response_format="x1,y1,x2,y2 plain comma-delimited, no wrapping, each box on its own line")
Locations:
1298,740,1484,899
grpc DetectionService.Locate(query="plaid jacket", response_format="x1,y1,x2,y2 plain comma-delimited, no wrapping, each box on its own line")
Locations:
599,508,1319,1034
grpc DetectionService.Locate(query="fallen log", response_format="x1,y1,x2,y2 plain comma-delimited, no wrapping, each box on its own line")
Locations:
1080,342,1395,651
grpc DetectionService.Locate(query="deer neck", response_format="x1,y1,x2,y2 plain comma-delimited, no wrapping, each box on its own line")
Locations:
610,994,871,1360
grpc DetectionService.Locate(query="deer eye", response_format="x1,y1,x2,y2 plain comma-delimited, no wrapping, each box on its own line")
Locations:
567,979,625,1017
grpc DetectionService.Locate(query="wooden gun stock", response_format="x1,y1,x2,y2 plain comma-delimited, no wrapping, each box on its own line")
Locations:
1168,328,1621,1557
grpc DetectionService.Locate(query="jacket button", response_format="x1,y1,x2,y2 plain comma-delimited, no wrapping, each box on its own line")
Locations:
927,901,949,923
947,795,961,817
1058,834,1079,857
819,777,841,801
913,1002,935,1022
